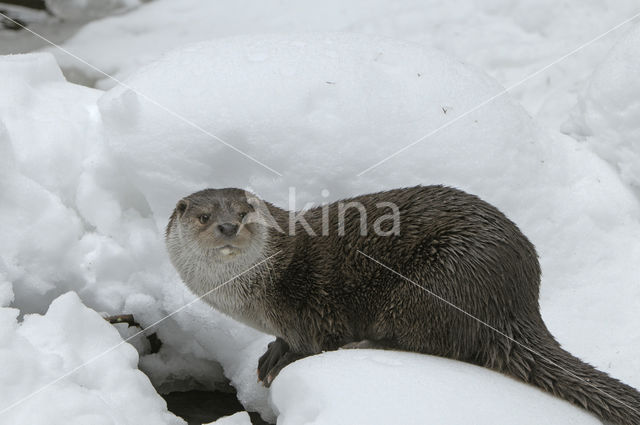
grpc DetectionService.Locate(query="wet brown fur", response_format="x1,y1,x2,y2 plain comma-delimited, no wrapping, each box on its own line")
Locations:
166,185,640,424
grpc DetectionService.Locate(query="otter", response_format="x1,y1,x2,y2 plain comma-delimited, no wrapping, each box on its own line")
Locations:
165,185,640,425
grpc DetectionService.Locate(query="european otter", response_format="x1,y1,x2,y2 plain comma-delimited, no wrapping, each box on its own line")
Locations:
165,185,640,424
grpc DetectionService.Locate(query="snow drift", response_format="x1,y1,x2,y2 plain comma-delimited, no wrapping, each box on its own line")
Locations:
565,23,640,198
43,0,640,137
0,292,183,425
271,350,601,425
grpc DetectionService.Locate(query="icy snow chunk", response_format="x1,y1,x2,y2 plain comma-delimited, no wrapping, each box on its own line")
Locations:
0,152,84,307
271,350,601,425
0,292,183,425
565,23,640,197
0,53,102,198
0,53,64,85
205,411,251,425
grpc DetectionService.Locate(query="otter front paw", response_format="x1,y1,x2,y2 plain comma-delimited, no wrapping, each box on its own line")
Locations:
258,337,289,383
257,338,303,387
262,351,303,387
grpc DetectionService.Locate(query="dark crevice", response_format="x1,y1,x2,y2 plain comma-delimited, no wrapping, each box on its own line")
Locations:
163,390,273,425
105,314,274,425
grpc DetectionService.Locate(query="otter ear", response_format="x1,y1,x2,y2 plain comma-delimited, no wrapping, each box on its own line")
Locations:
176,199,190,217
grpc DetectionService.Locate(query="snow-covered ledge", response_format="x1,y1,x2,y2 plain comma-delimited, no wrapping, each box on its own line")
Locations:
270,350,601,424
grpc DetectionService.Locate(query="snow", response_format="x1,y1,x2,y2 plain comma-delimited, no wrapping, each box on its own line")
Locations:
0,292,183,425
0,52,226,423
95,32,640,420
1,3,640,425
0,5,87,56
564,23,640,198
44,0,141,21
40,0,640,126
271,350,601,425
98,33,533,218
205,411,251,425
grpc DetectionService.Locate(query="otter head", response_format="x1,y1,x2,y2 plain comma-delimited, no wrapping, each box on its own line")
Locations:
165,188,270,270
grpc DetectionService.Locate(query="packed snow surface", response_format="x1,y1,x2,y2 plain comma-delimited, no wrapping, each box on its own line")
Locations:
271,350,601,425
1,3,640,425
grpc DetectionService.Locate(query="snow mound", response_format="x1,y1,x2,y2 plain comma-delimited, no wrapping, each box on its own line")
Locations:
565,23,640,197
0,292,183,425
44,0,640,126
0,53,215,421
98,32,546,219
0,53,95,314
0,53,64,85
271,350,601,425
44,0,141,21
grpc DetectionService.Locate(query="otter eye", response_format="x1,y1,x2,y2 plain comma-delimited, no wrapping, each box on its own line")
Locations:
239,212,247,221
199,214,210,224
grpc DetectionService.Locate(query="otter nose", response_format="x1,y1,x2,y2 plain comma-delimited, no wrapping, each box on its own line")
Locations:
217,222,239,237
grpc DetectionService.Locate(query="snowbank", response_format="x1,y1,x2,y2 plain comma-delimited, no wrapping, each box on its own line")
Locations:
565,23,640,198
100,33,542,218
1,30,639,424
271,350,601,424
43,0,639,129
0,53,98,314
0,52,220,423
0,292,183,425
44,0,141,21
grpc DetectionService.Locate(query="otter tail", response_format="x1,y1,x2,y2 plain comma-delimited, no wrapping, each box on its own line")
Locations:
492,321,640,425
